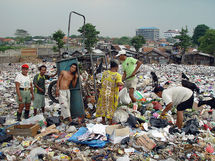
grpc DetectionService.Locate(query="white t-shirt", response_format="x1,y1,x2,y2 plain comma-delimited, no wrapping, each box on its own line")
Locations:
14,73,31,88
162,87,193,107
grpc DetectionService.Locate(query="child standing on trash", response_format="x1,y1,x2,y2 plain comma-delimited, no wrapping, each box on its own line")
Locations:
96,59,124,125
15,64,34,121
33,65,57,116
117,50,142,103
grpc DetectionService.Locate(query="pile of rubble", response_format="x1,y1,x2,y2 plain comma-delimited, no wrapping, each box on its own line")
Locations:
0,62,215,160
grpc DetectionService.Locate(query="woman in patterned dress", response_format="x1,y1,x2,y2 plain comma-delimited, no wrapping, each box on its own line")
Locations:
96,59,124,125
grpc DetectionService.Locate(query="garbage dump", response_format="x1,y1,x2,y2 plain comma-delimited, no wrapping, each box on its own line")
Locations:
0,62,215,160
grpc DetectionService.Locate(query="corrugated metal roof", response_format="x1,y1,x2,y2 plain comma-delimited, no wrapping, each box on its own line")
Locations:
198,52,214,57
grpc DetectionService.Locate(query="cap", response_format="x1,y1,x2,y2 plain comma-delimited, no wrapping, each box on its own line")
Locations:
21,64,29,69
116,50,126,57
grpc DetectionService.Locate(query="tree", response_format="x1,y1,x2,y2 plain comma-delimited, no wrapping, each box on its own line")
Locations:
78,23,100,52
15,29,29,38
192,24,209,46
130,35,145,52
14,29,30,44
174,27,191,55
52,30,65,57
166,37,177,44
198,29,215,55
112,36,131,45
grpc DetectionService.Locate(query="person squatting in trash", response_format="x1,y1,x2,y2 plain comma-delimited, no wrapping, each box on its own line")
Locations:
117,50,142,103
153,86,215,129
151,71,158,87
15,64,34,121
56,63,82,124
33,65,57,116
96,59,124,125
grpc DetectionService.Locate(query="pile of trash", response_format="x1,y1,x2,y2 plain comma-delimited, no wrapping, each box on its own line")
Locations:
0,62,215,160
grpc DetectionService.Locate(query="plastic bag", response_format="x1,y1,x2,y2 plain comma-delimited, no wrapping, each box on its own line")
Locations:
27,147,47,161
0,117,6,125
46,116,61,127
68,127,109,148
127,114,145,128
134,91,143,100
0,134,13,143
149,117,168,128
119,88,131,104
182,119,199,135
113,109,129,123
20,114,45,125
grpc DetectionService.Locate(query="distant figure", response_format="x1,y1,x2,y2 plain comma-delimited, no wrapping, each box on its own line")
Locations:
151,71,158,87
182,79,200,94
96,59,103,74
182,72,189,80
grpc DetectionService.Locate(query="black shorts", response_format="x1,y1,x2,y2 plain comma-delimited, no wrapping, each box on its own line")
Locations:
177,94,194,111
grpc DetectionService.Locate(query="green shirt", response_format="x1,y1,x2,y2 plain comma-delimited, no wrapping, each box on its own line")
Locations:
122,57,137,80
33,74,49,95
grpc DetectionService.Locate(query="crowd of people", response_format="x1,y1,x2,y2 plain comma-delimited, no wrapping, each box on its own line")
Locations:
14,51,215,129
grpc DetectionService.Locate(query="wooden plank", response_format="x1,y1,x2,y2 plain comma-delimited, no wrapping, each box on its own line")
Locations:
6,124,40,137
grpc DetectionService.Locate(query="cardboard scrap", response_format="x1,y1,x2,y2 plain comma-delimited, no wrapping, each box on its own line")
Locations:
106,125,130,144
6,124,40,137
136,134,156,150
35,124,59,139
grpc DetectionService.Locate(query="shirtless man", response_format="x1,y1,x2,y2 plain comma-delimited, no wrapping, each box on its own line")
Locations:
56,63,78,123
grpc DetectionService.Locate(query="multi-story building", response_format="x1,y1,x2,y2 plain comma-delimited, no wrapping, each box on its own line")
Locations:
164,29,180,39
136,27,159,41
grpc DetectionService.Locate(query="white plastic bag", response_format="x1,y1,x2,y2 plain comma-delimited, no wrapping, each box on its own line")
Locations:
113,109,129,123
119,88,131,104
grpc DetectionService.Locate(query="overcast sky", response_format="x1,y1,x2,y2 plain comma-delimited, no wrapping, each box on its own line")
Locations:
0,0,215,38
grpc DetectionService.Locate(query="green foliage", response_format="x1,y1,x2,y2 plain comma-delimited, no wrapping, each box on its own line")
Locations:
15,29,29,38
70,35,81,39
0,45,21,52
174,27,191,54
192,24,209,46
130,35,145,52
24,36,33,41
166,37,177,44
33,36,47,39
112,36,131,45
14,29,31,44
52,30,65,56
78,23,100,52
198,29,215,55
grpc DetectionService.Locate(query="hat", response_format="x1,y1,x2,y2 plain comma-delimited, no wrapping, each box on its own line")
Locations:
21,64,29,69
116,50,126,57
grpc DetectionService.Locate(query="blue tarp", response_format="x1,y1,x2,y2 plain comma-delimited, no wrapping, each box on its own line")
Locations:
67,127,109,148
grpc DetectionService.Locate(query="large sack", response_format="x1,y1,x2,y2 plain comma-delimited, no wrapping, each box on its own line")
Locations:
119,88,131,104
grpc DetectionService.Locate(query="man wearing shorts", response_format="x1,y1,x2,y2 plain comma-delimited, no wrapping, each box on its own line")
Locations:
33,65,57,116
117,50,142,102
153,86,215,129
56,63,79,124
15,64,34,121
